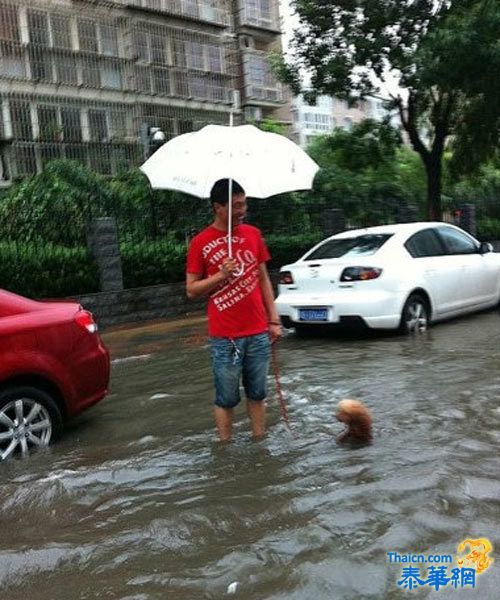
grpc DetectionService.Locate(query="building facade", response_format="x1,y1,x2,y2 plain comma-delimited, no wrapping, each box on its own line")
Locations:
0,0,288,182
293,94,390,147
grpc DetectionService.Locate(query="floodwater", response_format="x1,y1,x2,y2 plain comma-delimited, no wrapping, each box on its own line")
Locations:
1,310,500,599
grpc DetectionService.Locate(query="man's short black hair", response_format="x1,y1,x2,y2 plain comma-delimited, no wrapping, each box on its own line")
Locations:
210,179,245,205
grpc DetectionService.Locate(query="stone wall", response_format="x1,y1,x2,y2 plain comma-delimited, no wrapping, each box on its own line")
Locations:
74,282,205,329
75,271,281,329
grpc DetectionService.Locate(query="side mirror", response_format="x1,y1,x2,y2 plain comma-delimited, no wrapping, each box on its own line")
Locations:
479,241,493,254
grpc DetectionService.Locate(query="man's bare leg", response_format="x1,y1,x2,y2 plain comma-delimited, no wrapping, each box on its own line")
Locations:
214,406,233,441
247,399,266,439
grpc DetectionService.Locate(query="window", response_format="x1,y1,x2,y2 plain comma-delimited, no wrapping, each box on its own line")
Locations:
207,45,222,72
135,66,150,91
14,145,37,176
405,229,445,258
248,55,266,86
28,12,50,47
189,73,206,98
343,117,353,131
10,101,32,140
55,55,77,84
109,111,126,139
29,49,53,80
133,28,170,64
28,12,72,49
82,61,100,87
88,109,108,142
305,234,393,260
51,16,71,49
151,67,170,94
186,41,205,70
37,106,59,141
0,47,25,78
61,108,82,142
0,5,20,42
303,112,331,131
101,62,122,89
40,143,62,168
150,32,166,63
246,0,272,25
437,226,478,255
100,25,118,57
183,0,199,18
89,146,111,175
134,31,149,61
78,20,98,53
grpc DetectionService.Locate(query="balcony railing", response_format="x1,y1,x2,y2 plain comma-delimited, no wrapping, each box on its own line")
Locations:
238,0,280,31
243,50,283,103
110,0,229,26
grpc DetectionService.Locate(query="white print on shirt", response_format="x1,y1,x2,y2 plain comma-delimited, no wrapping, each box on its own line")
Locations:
212,266,259,312
202,235,260,313
202,235,245,259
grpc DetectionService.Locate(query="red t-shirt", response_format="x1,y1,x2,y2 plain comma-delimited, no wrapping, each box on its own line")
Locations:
186,224,271,338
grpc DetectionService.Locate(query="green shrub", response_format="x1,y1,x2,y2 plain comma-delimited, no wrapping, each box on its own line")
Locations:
477,217,500,241
119,234,326,287
120,239,186,288
0,242,99,298
266,233,325,268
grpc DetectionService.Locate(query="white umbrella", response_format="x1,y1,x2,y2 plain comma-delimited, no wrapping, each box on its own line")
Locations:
140,123,320,254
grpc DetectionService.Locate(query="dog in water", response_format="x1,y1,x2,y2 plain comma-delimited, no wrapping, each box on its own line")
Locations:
336,399,372,444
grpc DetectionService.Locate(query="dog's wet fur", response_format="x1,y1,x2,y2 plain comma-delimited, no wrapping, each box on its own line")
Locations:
336,399,372,445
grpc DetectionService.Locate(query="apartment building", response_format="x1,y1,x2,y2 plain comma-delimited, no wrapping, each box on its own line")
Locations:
0,0,288,182
293,94,390,147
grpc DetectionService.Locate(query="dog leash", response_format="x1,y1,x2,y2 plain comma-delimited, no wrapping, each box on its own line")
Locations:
270,343,295,436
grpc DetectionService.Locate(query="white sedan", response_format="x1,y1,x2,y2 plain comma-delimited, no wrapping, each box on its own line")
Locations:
275,222,500,333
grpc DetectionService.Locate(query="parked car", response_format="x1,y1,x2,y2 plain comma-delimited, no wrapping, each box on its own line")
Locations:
0,289,110,460
275,223,500,334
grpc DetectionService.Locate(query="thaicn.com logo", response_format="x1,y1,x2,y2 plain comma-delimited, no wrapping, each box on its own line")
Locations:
388,538,493,591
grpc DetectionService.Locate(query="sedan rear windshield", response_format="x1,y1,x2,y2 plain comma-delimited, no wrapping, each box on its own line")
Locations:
304,234,393,260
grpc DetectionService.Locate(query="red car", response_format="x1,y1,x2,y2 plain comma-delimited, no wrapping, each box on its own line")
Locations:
0,289,110,460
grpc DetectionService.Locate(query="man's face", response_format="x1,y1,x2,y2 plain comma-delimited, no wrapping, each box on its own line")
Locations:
216,192,247,227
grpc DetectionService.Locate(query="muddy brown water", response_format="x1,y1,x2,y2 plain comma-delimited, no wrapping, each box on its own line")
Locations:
1,310,500,599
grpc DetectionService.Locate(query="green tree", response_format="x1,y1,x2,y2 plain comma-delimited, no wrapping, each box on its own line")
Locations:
279,0,500,219
0,159,117,246
303,119,423,225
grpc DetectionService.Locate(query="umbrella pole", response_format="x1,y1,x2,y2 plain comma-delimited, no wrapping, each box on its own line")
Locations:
227,106,234,258
228,177,233,258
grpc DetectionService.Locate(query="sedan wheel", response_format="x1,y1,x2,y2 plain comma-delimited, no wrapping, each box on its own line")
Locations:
400,294,429,334
0,387,62,461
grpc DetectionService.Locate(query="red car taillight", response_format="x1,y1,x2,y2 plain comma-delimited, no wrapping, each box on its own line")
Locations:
340,267,382,281
75,310,98,333
279,270,294,285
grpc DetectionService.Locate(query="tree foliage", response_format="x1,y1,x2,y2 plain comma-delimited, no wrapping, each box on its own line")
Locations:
280,0,500,219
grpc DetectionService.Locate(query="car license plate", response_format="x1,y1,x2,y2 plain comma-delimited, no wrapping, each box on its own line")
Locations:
299,308,328,321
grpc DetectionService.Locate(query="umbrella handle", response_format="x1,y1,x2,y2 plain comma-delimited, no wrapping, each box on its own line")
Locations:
228,177,233,258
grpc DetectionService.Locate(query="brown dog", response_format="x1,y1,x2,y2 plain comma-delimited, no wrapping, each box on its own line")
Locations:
336,399,372,444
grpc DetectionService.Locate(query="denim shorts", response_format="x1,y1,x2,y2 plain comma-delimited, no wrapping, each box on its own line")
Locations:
209,332,271,409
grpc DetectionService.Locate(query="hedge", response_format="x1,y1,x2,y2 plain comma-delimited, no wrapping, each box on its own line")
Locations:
0,242,99,298
0,234,328,298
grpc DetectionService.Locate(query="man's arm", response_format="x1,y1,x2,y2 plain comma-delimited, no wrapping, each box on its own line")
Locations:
258,263,282,342
186,257,239,299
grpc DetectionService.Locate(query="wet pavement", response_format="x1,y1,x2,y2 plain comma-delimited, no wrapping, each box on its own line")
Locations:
1,309,500,599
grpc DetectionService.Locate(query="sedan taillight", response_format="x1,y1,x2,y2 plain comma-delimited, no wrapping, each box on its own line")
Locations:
75,310,98,333
340,267,382,281
279,270,294,285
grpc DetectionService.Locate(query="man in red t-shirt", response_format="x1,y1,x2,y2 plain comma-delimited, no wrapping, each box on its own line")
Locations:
186,179,281,441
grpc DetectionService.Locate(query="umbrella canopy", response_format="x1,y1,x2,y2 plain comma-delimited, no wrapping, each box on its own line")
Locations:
140,124,319,198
